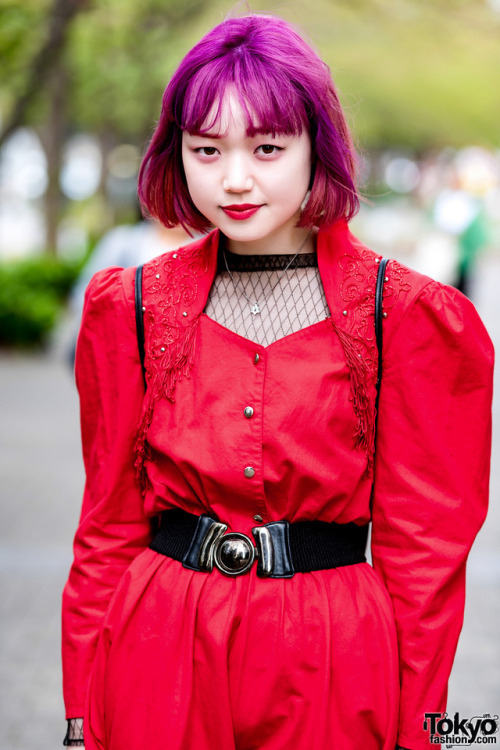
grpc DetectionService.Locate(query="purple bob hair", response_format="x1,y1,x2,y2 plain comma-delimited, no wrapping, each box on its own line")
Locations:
138,14,360,233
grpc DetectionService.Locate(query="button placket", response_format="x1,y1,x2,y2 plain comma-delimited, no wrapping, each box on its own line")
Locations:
243,395,256,479
241,345,268,522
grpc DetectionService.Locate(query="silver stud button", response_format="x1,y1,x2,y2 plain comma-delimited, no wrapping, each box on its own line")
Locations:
161,347,165,352
254,353,260,364
155,273,160,279
244,466,255,478
244,406,254,418
253,514,263,523
142,306,146,312
173,253,177,258
182,311,187,316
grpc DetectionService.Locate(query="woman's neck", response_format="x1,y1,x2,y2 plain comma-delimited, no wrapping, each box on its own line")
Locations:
224,227,317,256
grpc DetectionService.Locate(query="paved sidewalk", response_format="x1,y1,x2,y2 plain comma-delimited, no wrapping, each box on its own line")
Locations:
0,253,499,749
0,347,83,748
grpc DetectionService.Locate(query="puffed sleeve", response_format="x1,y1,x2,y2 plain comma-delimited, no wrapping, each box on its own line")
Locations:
61,266,152,718
370,280,494,750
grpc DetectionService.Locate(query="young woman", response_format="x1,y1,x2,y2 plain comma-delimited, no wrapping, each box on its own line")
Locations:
61,14,494,750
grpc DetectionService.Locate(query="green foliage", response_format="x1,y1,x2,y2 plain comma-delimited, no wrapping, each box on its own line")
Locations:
66,0,209,140
283,0,500,149
0,255,84,347
0,0,51,95
0,0,498,149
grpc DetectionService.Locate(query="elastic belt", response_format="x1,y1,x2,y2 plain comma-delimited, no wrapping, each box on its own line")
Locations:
150,508,369,578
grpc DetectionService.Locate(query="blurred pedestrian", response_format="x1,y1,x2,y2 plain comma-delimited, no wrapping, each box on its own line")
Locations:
66,217,195,367
432,161,491,299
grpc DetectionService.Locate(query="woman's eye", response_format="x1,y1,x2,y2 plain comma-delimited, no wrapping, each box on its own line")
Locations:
256,145,282,155
195,147,218,156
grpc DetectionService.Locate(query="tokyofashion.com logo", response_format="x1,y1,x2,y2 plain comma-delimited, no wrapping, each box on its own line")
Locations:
423,712,499,745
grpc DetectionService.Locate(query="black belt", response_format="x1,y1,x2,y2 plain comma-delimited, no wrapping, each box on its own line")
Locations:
150,508,369,579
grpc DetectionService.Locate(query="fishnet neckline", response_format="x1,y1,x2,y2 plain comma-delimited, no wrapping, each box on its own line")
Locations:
203,239,330,348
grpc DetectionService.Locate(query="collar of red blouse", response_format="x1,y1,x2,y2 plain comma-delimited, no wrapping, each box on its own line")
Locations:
185,219,376,324
141,217,412,372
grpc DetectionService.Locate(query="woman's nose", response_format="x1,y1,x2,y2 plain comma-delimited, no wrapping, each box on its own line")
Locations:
222,154,254,193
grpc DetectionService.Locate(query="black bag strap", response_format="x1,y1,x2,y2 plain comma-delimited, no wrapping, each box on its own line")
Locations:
368,257,389,514
375,257,389,403
373,257,389,479
135,264,146,389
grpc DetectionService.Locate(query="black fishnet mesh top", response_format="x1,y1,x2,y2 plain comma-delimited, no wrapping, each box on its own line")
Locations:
203,240,331,345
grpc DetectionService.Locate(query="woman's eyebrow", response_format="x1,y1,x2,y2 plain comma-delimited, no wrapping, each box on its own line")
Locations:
185,129,223,139
185,128,283,139
247,126,278,137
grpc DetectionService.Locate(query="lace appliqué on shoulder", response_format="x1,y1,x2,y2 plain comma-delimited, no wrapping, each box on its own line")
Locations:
134,244,211,492
332,248,411,478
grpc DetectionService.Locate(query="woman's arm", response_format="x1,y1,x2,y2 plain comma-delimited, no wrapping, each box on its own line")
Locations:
371,281,494,750
61,266,152,735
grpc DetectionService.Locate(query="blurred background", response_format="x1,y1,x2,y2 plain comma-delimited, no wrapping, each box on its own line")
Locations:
0,0,499,747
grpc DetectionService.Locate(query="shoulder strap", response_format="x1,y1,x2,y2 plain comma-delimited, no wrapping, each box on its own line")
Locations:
370,257,389,511
135,264,146,389
375,257,389,398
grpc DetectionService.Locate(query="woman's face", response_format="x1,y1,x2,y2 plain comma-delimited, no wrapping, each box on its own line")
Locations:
181,92,312,253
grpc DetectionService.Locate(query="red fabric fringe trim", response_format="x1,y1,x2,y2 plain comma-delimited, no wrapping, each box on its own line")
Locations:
332,321,377,480
133,317,200,493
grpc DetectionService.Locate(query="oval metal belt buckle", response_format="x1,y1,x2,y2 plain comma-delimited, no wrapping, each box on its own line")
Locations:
197,519,275,577
212,532,256,577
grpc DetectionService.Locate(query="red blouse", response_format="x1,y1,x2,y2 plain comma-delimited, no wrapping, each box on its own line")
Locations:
62,219,494,750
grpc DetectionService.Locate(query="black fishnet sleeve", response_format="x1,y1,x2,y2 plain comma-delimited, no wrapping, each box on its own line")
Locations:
63,718,84,746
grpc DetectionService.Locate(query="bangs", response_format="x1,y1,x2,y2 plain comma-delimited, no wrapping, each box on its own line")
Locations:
179,56,308,138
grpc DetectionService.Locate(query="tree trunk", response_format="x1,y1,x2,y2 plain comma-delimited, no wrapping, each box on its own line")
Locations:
38,66,68,256
97,127,118,230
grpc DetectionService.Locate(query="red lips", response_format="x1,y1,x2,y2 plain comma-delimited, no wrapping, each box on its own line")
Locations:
221,204,263,220
223,204,260,210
